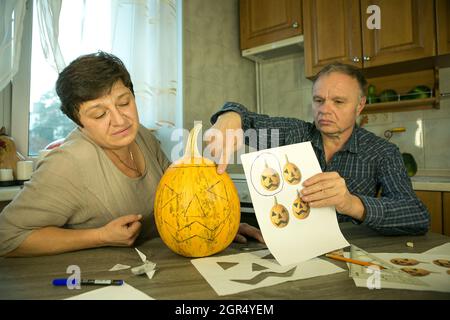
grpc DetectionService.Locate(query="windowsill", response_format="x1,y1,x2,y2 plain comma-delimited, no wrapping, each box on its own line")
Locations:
0,186,22,201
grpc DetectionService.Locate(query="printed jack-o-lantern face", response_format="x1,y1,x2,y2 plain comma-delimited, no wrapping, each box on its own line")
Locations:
433,259,450,268
283,155,301,185
261,163,280,191
270,197,289,228
292,190,310,219
390,258,420,266
401,267,431,277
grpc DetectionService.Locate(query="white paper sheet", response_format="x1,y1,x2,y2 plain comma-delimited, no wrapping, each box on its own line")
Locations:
348,249,450,293
423,242,450,255
191,249,345,296
66,282,154,300
240,142,350,265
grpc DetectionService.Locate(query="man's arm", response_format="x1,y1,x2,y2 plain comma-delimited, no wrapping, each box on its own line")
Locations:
356,148,429,235
210,102,312,148
209,102,312,173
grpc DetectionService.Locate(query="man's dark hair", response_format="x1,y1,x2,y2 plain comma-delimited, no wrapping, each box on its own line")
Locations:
56,51,134,127
312,62,367,98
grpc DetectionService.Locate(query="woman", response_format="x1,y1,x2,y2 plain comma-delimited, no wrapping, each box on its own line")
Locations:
0,52,262,257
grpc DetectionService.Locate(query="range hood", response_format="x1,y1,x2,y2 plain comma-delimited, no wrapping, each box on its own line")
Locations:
241,35,304,62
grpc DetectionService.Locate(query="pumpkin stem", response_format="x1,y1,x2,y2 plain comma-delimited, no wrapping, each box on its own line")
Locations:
285,154,289,163
264,160,269,168
274,196,278,205
184,123,203,160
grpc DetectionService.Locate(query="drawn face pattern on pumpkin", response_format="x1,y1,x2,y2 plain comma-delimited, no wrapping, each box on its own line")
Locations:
390,258,420,266
401,267,431,277
283,155,301,185
261,166,280,191
292,191,310,219
270,198,289,228
433,259,450,268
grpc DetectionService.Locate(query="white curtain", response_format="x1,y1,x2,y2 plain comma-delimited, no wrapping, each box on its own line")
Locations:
35,0,178,131
0,0,26,91
35,0,65,72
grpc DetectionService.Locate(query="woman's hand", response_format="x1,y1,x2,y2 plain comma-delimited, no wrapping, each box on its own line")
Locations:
205,111,243,174
234,223,265,244
98,214,143,246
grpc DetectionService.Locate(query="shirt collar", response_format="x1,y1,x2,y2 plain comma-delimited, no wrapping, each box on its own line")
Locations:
311,125,359,154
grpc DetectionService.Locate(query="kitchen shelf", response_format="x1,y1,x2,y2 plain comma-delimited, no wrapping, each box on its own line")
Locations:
362,68,439,114
363,97,439,114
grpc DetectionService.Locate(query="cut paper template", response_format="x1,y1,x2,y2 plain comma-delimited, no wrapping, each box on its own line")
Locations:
66,282,154,300
191,250,345,296
240,142,350,266
348,245,450,293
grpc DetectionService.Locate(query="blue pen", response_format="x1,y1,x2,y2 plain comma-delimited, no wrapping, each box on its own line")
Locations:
52,278,124,286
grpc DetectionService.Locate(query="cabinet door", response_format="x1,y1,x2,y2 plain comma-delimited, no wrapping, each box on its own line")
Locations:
415,191,442,234
443,192,450,236
303,0,362,78
240,0,302,50
361,0,436,68
436,0,450,55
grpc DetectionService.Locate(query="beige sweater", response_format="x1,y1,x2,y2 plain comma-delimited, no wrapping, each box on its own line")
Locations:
0,125,170,255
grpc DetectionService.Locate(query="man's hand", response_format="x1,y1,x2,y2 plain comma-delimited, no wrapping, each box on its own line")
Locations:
301,172,366,221
98,214,143,246
234,222,265,244
205,111,243,174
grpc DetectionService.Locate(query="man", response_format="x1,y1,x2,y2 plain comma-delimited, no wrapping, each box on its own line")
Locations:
207,62,429,236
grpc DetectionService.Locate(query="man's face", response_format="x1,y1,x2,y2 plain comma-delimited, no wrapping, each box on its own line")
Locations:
78,80,139,149
312,72,365,137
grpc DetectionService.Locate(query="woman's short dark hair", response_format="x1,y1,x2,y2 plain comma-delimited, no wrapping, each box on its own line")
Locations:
312,62,367,98
56,51,134,127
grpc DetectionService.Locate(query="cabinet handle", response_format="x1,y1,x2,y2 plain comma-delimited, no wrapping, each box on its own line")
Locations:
351,57,360,62
292,22,299,28
363,56,371,61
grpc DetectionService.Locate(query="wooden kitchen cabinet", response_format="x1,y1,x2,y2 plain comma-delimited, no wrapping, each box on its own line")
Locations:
443,192,450,236
436,0,450,55
416,191,443,234
239,0,302,50
303,0,436,78
303,0,362,77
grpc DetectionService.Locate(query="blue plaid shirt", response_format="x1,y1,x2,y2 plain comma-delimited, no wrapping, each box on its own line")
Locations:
211,102,430,236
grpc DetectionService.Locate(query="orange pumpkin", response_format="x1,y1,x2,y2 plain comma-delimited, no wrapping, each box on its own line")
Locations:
154,124,241,257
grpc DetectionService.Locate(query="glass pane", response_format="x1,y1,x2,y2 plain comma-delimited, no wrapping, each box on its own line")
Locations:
28,2,75,156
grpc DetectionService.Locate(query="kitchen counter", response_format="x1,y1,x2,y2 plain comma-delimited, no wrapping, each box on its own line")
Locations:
411,176,450,192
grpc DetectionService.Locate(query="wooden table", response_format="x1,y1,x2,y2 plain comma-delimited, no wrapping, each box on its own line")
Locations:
0,223,449,300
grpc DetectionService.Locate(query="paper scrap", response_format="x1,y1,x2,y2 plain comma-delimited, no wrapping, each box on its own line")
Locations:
240,142,350,266
191,249,345,296
132,261,157,276
109,264,131,271
406,242,414,248
134,248,157,279
66,282,154,300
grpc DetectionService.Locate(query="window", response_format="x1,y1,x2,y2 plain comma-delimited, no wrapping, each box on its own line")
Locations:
11,0,181,158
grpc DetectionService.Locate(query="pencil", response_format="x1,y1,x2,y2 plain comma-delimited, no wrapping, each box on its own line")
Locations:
325,253,385,270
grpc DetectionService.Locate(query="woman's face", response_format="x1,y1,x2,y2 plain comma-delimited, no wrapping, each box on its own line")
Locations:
78,80,139,149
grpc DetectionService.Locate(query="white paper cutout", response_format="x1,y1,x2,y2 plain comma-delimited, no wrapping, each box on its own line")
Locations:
191,249,345,296
134,248,156,279
109,264,131,271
